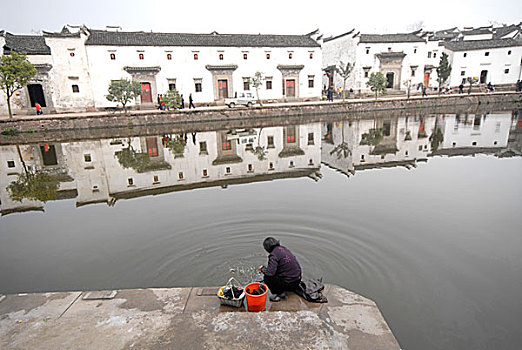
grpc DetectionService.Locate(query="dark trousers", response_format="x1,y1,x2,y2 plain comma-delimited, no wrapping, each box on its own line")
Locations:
263,275,301,295
189,101,195,109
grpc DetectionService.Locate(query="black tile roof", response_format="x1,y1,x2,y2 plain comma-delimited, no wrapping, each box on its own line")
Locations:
359,33,425,43
443,38,521,51
323,29,355,43
494,25,520,38
84,30,320,48
461,28,492,35
3,33,51,55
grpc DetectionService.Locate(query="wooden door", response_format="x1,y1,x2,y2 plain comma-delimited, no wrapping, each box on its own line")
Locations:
286,79,295,97
140,82,152,103
218,79,228,99
146,137,158,157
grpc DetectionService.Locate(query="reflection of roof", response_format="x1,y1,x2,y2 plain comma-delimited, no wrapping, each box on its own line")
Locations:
212,154,243,165
354,159,421,170
56,189,78,200
430,147,505,157
76,199,109,208
111,168,320,200
443,38,520,51
1,206,44,217
3,33,51,55
278,146,305,158
85,30,320,47
370,143,399,155
359,34,424,43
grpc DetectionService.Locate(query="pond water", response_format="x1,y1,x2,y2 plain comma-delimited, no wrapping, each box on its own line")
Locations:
1,109,521,350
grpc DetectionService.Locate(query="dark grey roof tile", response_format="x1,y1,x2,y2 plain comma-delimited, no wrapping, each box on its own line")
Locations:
3,33,51,55
359,33,425,43
443,38,521,51
84,30,320,48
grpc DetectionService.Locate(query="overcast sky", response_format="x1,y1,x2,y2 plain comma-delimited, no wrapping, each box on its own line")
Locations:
2,0,521,36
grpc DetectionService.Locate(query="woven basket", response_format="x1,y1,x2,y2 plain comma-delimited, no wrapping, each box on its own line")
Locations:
217,277,245,308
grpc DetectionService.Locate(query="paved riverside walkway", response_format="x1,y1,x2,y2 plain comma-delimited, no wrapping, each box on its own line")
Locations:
0,285,400,349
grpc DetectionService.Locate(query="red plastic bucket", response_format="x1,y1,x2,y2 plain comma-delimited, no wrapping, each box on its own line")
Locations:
244,282,268,312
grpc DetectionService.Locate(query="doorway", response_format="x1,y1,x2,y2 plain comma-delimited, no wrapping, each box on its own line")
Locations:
423,73,430,87
40,144,58,166
140,82,152,103
285,79,296,97
480,70,488,84
218,79,228,99
386,73,394,88
27,84,46,107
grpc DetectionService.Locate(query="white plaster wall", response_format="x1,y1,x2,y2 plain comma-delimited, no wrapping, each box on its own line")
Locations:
440,113,511,149
446,45,522,86
322,34,358,91
44,34,95,111
85,45,321,107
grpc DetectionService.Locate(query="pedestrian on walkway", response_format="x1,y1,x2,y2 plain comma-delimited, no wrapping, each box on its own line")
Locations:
422,85,427,97
35,102,43,115
189,93,195,109
459,83,464,94
180,94,185,109
157,94,162,109
327,87,333,102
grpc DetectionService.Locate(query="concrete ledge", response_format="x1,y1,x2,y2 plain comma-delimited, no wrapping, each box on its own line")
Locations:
0,92,520,136
0,285,400,349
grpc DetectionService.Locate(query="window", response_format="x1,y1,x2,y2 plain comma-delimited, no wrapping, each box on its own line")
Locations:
219,53,224,60
485,52,489,56
222,140,231,151
139,53,144,60
289,161,294,167
463,53,467,57
411,68,416,77
364,71,369,78
288,52,293,59
494,141,498,145
243,53,248,60
84,154,92,162
433,52,437,58
309,159,314,165
72,85,79,93
199,141,208,154
308,76,314,88
169,83,176,91
309,52,313,59
153,175,159,183
418,145,423,151
267,135,274,148
225,167,231,174
128,178,134,186
248,164,253,172
505,68,510,74
69,52,75,57
266,53,270,59
472,141,477,146
202,169,208,177
361,154,365,161
428,52,432,58
308,132,314,145
7,160,15,168
269,162,274,170
167,53,172,60
110,53,116,60
195,82,202,92
414,48,417,54
178,172,184,179
508,50,512,55
194,53,198,60
266,80,272,90
243,80,250,91
287,128,296,143
365,48,370,54
461,71,465,76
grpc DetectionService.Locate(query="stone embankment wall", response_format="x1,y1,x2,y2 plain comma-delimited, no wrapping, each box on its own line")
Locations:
1,93,521,142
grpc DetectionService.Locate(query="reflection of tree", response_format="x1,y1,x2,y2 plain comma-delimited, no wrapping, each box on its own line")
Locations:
7,146,59,202
115,139,151,172
248,128,267,160
166,135,186,157
430,117,444,152
360,128,383,146
330,121,351,159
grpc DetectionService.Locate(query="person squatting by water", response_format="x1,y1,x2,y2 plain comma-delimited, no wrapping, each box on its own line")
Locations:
258,237,302,302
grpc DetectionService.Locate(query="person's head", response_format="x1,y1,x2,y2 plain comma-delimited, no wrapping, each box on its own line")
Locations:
263,237,280,253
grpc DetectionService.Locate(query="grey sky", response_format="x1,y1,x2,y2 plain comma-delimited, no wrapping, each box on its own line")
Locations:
2,0,521,36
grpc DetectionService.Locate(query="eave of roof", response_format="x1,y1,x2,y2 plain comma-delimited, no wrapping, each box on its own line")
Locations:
443,38,521,51
84,30,320,48
359,33,425,43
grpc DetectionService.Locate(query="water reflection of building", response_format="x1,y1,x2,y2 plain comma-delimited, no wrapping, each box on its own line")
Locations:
322,115,434,176
1,124,321,214
431,112,512,156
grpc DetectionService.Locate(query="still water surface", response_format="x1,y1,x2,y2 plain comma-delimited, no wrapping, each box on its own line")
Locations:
1,110,521,349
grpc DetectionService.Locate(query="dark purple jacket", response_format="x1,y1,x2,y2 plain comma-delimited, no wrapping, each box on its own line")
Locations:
262,246,301,283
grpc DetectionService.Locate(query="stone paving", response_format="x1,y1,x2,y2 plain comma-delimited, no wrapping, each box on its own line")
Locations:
0,285,400,350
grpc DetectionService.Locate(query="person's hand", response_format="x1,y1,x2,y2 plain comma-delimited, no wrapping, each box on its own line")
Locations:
258,265,264,272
